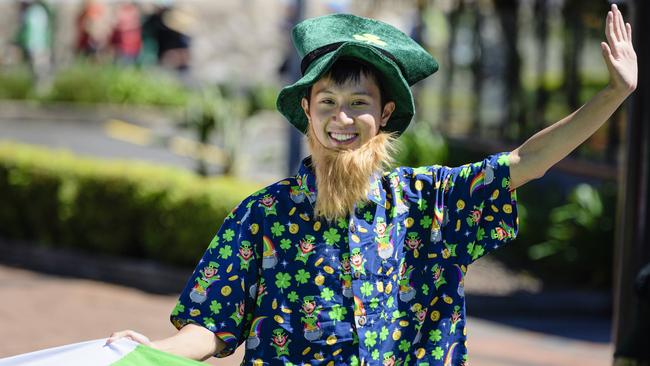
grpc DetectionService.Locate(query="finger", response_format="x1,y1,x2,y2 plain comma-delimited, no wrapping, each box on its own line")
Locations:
605,12,618,57
615,5,627,41
610,5,623,42
600,42,613,65
626,22,632,44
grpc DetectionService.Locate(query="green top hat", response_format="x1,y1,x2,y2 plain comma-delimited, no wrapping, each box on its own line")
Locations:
276,13,439,136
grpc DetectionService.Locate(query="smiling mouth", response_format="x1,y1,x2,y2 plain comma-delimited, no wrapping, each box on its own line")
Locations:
328,132,358,143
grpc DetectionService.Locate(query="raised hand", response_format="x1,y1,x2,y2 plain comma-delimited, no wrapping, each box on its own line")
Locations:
601,4,637,96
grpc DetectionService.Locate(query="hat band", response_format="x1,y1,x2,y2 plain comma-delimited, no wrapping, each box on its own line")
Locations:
300,42,399,75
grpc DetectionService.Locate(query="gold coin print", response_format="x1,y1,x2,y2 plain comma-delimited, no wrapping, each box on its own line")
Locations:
289,223,299,234
333,349,342,356
376,281,384,293
221,286,232,296
430,311,440,321
386,267,393,276
430,296,439,306
314,353,324,360
491,204,499,213
457,200,465,210
405,217,414,228
327,362,335,366
326,334,337,345
416,348,426,359
351,234,360,243
227,263,233,273
503,204,512,213
272,299,278,309
392,329,402,341
189,309,201,317
415,180,423,191
323,266,334,274
253,359,264,366
315,274,325,286
250,223,259,235
274,315,284,323
385,201,391,209
281,307,292,314
399,320,409,327
384,282,393,294
313,221,321,231
455,219,461,232
443,295,453,304
289,207,296,216
302,347,311,356
358,226,368,233
484,215,494,222
315,257,324,266
228,275,238,281
300,213,310,221
491,189,500,200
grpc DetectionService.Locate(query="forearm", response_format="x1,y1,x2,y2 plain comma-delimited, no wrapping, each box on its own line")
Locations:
510,87,629,188
151,323,225,361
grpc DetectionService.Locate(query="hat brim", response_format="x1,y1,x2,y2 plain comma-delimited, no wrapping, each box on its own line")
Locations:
276,42,414,136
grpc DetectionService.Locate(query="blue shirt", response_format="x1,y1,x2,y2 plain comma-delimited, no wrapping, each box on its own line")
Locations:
171,152,518,366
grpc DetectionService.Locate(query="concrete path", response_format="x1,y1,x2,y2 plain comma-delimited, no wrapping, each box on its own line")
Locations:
0,265,612,366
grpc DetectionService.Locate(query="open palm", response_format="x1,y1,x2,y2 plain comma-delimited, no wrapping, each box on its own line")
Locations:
601,4,638,95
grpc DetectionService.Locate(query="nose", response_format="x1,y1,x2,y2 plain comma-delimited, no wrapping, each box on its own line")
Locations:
336,107,354,125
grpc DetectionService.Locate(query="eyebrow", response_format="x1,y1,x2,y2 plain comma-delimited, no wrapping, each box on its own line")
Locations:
315,88,373,97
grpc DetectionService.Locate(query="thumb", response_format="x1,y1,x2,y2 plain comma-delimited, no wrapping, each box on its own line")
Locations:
600,42,615,71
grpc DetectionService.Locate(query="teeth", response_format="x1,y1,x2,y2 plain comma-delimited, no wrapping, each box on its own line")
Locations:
329,133,357,142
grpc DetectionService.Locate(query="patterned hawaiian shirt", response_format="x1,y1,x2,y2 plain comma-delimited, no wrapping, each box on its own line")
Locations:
171,152,518,366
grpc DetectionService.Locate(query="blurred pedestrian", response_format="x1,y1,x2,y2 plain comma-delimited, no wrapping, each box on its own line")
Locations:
109,1,142,65
75,0,110,60
141,3,193,73
13,0,53,90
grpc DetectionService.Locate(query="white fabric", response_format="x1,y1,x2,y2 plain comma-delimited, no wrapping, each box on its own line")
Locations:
0,339,138,366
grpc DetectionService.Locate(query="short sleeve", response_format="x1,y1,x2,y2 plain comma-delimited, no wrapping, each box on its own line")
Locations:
170,196,260,357
439,152,519,265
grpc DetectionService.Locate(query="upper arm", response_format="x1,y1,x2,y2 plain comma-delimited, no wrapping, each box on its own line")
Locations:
508,148,546,190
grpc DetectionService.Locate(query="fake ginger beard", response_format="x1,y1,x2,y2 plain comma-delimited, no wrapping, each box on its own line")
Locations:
307,127,398,222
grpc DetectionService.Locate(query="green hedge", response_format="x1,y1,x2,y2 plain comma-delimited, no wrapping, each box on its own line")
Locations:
0,142,261,267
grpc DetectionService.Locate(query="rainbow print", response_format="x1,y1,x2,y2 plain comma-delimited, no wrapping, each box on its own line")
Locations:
215,332,237,344
262,236,275,256
443,342,459,366
469,171,485,196
248,316,267,337
434,202,445,225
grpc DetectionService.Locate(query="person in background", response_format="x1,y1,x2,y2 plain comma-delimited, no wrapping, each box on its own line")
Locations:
75,0,110,60
109,1,142,65
14,0,53,90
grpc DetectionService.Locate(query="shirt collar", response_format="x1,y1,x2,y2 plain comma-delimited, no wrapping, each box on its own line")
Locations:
296,156,387,208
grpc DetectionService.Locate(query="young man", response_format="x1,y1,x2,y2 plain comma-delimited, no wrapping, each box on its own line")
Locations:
108,6,637,365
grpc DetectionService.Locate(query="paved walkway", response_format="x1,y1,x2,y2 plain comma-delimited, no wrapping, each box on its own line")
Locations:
0,265,612,365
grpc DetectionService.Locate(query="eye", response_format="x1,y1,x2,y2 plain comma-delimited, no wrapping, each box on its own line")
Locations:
319,98,335,105
352,100,369,106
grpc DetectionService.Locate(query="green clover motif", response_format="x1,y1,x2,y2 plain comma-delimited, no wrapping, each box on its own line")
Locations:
323,228,341,246
386,296,395,308
421,283,429,296
209,300,222,315
203,317,215,329
417,198,428,211
219,245,232,259
364,211,373,222
337,218,348,229
222,228,235,242
379,326,389,341
468,242,485,260
321,287,334,301
429,329,442,343
372,349,380,360
287,291,299,303
270,222,285,237
364,330,378,348
432,346,444,360
329,304,347,324
398,340,411,352
498,153,510,166
275,272,291,292
420,215,432,229
171,301,185,316
476,227,486,241
208,236,219,250
459,166,472,180
369,298,380,310
280,238,292,251
294,269,311,284
360,281,373,297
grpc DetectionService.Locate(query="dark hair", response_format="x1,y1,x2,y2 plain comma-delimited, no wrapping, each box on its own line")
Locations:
305,58,388,107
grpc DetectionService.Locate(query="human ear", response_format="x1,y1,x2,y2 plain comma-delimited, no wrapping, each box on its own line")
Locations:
380,101,396,127
301,97,311,122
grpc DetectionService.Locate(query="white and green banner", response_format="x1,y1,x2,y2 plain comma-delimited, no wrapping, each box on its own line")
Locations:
0,339,205,366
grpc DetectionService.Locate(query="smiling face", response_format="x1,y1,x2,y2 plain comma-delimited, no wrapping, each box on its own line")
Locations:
301,61,395,151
